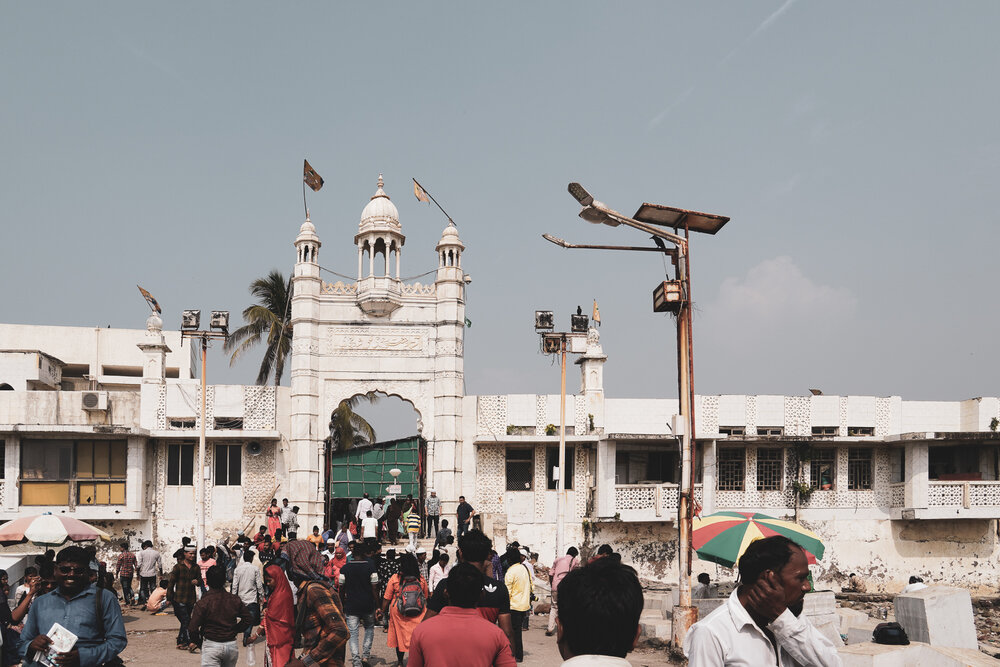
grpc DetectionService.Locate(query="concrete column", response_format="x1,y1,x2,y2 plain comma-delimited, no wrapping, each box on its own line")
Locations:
126,436,145,513
702,439,717,515
596,438,616,517
905,442,929,509
5,436,19,511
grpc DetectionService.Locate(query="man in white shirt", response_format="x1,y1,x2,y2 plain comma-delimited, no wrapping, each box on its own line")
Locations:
555,558,643,666
322,538,338,561
230,549,264,646
361,510,378,541
135,540,163,606
356,492,374,523
684,535,841,667
280,497,294,534
901,575,928,593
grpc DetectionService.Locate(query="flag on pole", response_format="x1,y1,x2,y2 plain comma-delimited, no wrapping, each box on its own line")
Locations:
413,179,430,203
303,159,324,192
137,285,161,314
593,300,601,326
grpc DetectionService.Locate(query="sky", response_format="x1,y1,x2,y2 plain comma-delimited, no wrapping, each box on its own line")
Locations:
2,2,999,438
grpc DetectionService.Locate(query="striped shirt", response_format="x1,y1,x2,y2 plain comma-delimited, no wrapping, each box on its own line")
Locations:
406,513,421,533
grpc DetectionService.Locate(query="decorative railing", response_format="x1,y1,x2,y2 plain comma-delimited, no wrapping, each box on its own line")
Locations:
890,483,905,508
614,483,702,518
928,480,1000,508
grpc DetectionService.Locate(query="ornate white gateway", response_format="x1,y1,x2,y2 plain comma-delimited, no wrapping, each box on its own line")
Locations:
288,175,467,529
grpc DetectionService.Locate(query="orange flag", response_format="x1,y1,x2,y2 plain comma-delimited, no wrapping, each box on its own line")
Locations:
303,159,324,192
413,179,430,203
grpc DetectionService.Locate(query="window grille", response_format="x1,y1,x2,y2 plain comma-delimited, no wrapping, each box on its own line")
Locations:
756,448,784,491
717,448,745,491
214,444,242,486
719,426,745,436
168,443,195,486
848,448,873,490
169,418,196,429
812,426,838,436
847,426,874,437
505,448,534,491
810,448,836,490
214,417,244,430
757,427,784,437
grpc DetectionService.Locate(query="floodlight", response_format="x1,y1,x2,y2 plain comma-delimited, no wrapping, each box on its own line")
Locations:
210,310,230,331
570,313,589,333
535,310,554,331
181,310,201,330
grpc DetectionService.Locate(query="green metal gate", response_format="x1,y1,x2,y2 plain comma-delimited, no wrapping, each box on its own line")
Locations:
329,436,424,499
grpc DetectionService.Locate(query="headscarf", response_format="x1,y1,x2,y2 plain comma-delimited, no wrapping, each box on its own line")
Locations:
284,539,329,585
263,565,295,648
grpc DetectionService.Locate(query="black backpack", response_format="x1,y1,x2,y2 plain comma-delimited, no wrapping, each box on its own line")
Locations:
873,622,909,645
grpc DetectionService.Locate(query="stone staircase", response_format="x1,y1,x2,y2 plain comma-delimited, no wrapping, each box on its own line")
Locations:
640,591,673,643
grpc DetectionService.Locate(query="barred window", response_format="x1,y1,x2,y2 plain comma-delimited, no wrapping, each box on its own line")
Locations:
505,448,533,491
167,443,195,486
848,448,873,490
810,448,836,490
756,448,784,491
214,444,242,486
717,448,745,491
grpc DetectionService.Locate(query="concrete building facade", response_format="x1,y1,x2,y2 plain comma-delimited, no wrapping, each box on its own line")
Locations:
1,177,998,592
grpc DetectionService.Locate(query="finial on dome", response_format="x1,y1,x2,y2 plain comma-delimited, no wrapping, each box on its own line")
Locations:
306,209,310,222
377,173,384,189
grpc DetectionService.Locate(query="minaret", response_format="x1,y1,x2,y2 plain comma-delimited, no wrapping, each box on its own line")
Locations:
355,174,406,316
137,312,170,431
289,214,324,529
577,325,607,432
432,222,467,504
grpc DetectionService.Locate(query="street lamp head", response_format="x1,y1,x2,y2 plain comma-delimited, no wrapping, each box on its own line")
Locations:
578,205,620,227
181,310,201,330
567,182,594,207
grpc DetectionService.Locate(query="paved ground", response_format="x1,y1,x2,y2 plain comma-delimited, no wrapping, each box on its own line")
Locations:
118,607,679,666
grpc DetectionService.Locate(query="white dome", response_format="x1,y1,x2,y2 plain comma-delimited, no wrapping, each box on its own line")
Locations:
359,174,399,228
436,222,464,250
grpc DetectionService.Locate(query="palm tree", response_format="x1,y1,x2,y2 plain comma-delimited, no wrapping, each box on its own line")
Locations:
225,270,292,386
329,393,379,452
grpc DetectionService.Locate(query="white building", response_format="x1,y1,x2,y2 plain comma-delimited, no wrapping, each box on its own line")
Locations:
2,177,998,592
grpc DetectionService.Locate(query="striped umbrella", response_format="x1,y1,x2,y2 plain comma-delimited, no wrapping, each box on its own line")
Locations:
0,513,111,547
692,511,825,568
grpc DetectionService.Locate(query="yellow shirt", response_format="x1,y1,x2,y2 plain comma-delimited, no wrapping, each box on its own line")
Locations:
505,562,532,612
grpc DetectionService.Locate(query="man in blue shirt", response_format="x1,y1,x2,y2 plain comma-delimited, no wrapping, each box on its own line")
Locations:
20,545,127,666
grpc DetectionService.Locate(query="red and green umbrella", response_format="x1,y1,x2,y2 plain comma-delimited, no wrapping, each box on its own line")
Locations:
692,511,824,568
0,513,110,547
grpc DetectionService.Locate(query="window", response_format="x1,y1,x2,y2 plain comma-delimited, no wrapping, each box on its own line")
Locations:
847,448,873,490
505,449,533,491
810,448,836,490
615,448,679,484
719,426,745,436
889,448,905,484
757,427,784,437
812,426,838,437
847,426,874,437
20,439,126,506
169,418,196,429
214,417,244,430
718,448,745,491
167,443,195,486
756,448,784,491
76,441,126,505
546,446,574,490
214,444,242,486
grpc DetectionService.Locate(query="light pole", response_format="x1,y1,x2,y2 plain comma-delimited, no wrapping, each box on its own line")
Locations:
534,309,589,559
180,309,229,550
550,182,729,647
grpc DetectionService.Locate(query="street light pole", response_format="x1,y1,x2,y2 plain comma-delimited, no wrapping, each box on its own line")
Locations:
557,334,567,557
553,183,728,647
181,309,229,550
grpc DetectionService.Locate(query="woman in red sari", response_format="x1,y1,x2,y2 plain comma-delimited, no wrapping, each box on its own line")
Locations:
266,498,282,537
257,564,295,667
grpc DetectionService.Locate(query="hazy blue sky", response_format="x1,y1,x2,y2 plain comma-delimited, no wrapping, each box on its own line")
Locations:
3,2,998,437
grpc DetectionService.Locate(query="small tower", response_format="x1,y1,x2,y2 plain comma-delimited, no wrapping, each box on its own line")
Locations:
577,325,607,432
294,215,322,279
435,222,464,283
355,174,406,316
137,312,170,430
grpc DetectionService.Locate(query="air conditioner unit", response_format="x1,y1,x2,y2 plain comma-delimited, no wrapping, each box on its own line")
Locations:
82,391,108,411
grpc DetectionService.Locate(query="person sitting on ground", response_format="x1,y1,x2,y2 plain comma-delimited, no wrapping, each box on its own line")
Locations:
147,578,170,613
693,572,714,599
684,535,841,667
555,558,644,666
845,572,867,594
901,575,928,593
408,563,516,667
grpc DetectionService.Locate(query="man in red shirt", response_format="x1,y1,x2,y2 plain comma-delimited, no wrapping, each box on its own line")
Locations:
546,546,579,636
407,563,515,667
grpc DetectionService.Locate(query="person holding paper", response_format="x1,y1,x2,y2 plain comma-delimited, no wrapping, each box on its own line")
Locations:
19,546,127,667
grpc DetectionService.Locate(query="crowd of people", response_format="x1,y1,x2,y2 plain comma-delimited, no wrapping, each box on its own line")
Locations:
0,492,657,667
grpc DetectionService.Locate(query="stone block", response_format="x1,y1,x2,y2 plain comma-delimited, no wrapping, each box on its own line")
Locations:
694,598,725,618
645,592,671,613
803,590,838,617
839,607,873,634
837,642,909,667
847,620,880,645
639,618,671,641
894,586,978,650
